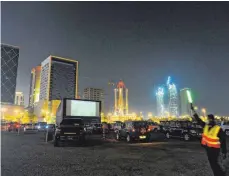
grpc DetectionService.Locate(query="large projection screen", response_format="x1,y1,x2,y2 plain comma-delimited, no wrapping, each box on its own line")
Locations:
66,100,100,117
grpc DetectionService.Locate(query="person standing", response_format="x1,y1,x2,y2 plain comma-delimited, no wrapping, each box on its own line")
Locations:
191,104,227,176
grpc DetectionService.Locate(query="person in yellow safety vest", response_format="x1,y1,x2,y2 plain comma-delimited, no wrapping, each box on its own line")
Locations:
191,104,227,176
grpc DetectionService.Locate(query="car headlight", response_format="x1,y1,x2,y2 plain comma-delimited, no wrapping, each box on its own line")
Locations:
38,126,41,129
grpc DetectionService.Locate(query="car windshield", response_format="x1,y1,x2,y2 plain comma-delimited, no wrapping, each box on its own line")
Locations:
38,122,47,126
61,119,83,125
133,121,147,128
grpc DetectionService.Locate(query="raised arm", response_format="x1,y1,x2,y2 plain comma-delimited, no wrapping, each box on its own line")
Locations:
191,104,205,128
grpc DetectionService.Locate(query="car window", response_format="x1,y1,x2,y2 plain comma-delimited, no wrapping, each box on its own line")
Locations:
61,119,83,125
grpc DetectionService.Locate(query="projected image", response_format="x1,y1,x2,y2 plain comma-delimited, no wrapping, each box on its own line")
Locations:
66,100,100,117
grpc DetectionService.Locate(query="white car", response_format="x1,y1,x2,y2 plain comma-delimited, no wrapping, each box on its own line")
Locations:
221,121,229,136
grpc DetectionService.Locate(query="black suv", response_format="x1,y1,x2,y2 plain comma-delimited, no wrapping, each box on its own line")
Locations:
116,121,150,142
54,118,85,147
164,121,200,141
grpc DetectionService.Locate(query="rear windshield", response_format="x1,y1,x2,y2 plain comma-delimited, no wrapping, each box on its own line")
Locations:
61,119,83,125
38,122,47,126
133,121,147,127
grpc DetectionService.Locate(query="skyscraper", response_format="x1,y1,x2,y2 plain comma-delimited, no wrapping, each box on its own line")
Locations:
39,55,78,101
83,88,104,113
114,80,128,116
180,88,192,116
167,76,179,117
156,87,165,117
29,65,41,107
1,44,19,104
15,92,24,106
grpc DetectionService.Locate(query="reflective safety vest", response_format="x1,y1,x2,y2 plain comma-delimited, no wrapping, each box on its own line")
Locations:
201,125,221,148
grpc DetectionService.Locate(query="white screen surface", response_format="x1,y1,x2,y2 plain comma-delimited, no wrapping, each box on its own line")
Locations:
66,100,100,117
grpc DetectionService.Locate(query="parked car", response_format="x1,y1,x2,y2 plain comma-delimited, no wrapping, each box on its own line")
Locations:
22,123,37,133
147,121,160,132
159,121,170,133
164,121,199,141
113,121,123,133
35,122,47,131
92,123,102,134
7,122,20,132
54,118,85,147
221,121,229,136
116,121,150,142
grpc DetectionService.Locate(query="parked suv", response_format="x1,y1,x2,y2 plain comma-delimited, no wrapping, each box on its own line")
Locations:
54,118,85,147
164,121,199,141
116,121,150,142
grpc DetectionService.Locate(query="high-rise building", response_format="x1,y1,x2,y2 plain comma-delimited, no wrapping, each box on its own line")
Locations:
156,87,165,117
15,92,24,106
39,55,78,101
167,76,179,117
29,66,41,107
83,88,104,113
1,44,19,104
180,88,192,116
114,80,128,116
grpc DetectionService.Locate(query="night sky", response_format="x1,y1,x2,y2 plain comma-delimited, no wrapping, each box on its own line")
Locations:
2,2,229,115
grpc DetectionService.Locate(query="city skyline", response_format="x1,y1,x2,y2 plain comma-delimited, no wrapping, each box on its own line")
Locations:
2,2,229,115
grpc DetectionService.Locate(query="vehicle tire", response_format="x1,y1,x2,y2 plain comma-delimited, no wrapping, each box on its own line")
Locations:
165,132,170,139
225,130,229,136
126,134,131,143
184,133,190,141
116,132,120,141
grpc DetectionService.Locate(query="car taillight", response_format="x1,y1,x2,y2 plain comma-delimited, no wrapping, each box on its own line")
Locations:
132,129,135,132
148,128,151,132
16,125,20,128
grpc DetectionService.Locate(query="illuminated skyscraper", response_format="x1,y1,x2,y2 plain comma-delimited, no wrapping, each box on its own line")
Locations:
114,80,128,115
180,88,192,116
29,65,41,107
40,55,78,101
15,92,24,106
156,87,165,117
167,76,179,117
1,44,19,104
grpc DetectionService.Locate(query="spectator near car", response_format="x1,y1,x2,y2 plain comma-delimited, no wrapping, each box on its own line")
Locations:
164,120,200,141
116,121,150,142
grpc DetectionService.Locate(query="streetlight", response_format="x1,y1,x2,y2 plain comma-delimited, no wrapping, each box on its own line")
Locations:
194,106,198,110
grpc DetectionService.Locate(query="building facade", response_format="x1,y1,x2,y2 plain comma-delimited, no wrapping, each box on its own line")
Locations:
180,88,192,116
83,88,104,113
114,80,128,116
1,44,19,104
29,65,41,107
15,92,24,106
40,55,78,101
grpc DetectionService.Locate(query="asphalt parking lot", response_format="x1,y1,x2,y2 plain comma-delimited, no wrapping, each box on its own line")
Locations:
1,131,229,176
